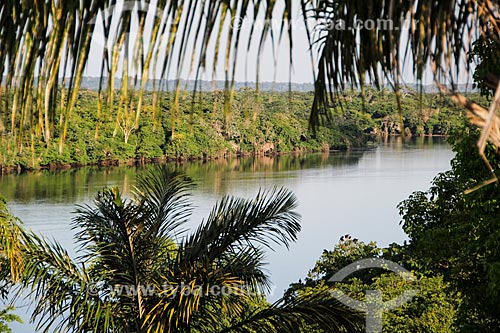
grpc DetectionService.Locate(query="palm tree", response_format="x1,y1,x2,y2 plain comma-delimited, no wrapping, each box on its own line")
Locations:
2,1,497,151
18,165,361,332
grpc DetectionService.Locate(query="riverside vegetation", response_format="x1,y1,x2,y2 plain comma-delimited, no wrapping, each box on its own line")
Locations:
1,126,499,332
0,88,470,173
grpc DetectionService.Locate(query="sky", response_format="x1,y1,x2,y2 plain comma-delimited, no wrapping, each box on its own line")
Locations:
84,0,316,84
81,0,474,86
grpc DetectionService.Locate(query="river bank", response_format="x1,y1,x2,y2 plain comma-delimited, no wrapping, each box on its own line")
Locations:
0,144,352,175
0,89,469,174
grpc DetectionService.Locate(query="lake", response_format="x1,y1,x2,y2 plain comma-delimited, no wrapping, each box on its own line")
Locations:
1,136,454,331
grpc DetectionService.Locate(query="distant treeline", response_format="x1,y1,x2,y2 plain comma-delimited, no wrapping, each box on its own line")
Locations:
0,88,473,172
3,76,478,93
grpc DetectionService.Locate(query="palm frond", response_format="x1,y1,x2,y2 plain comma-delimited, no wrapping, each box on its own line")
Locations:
219,288,363,333
134,165,193,240
73,188,145,277
73,188,162,326
179,187,300,265
20,231,116,333
0,0,294,148
145,186,300,333
0,196,24,284
218,245,271,293
302,0,499,127
68,167,195,331
5,167,358,333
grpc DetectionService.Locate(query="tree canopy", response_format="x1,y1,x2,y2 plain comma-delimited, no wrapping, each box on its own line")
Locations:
399,126,500,331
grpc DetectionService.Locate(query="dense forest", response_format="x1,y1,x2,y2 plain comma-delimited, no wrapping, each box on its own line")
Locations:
0,88,471,173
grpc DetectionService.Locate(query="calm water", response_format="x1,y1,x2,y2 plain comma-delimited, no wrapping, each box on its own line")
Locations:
1,136,454,331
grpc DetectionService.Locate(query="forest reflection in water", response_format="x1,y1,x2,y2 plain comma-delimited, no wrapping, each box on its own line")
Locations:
0,149,364,203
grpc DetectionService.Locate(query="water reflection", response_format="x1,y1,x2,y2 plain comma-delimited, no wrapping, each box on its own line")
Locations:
0,150,365,203
376,135,446,150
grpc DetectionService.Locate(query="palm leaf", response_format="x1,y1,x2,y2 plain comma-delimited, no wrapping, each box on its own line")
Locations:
19,231,116,333
145,186,301,333
134,165,193,240
179,187,300,265
4,167,360,333
219,288,363,333
0,0,295,149
0,196,24,284
302,0,499,127
70,166,194,330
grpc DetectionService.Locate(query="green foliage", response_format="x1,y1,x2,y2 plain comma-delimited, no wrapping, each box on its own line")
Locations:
469,30,500,98
0,197,23,333
306,235,381,283
17,166,359,332
0,195,10,299
0,307,22,333
340,274,456,333
287,235,458,333
0,0,493,149
135,121,165,160
1,89,467,171
399,126,500,331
